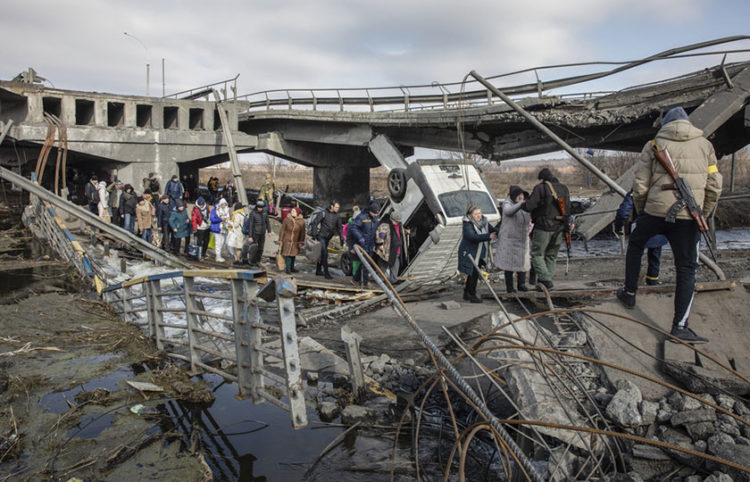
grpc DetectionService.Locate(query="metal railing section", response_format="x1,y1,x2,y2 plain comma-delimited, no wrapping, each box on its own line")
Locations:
23,177,106,292
163,75,240,101
238,37,750,113
102,270,308,429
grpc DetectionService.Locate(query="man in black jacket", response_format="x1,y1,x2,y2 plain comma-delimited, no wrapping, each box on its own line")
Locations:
241,200,271,265
84,175,99,214
521,168,571,290
314,201,344,279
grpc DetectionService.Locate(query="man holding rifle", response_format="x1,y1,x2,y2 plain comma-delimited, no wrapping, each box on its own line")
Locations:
617,107,722,343
522,168,572,291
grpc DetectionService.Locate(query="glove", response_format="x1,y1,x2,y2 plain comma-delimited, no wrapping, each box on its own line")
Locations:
358,238,365,246
378,232,387,239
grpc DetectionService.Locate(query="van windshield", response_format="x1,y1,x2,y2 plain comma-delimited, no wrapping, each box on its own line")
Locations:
438,190,497,218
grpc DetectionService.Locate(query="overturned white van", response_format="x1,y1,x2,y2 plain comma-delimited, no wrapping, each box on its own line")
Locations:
381,159,500,282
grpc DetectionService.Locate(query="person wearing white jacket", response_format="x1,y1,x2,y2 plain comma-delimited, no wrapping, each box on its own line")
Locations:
96,181,110,221
210,198,231,262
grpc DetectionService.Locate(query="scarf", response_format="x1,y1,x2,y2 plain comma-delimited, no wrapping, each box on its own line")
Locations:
465,214,489,262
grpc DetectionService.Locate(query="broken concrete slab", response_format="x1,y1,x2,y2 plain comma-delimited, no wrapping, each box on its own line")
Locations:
663,341,697,364
606,379,643,427
341,405,370,424
492,317,596,452
671,409,717,427
438,300,461,310
662,361,750,397
632,443,671,461
318,401,340,422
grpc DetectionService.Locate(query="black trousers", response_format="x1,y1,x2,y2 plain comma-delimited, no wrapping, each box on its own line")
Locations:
161,225,171,250
625,214,699,328
195,229,210,255
171,234,191,255
464,260,486,297
316,236,331,274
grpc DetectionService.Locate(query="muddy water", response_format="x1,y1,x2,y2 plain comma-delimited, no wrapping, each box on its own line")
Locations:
572,228,750,257
163,374,338,480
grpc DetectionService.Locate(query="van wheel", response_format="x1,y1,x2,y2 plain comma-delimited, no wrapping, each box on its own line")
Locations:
387,168,407,202
340,251,353,276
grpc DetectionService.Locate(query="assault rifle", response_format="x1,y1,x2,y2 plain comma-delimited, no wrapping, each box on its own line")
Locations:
556,196,572,275
545,180,572,275
651,141,717,262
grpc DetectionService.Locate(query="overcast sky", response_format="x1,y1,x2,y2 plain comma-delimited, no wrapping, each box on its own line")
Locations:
2,0,749,100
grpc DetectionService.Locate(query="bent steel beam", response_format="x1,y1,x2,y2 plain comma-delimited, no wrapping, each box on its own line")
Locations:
213,89,249,207
0,166,193,269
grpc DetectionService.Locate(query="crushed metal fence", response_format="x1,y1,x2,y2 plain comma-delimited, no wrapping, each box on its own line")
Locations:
21,190,307,429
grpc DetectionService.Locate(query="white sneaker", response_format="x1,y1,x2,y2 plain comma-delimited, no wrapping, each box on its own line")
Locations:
216,257,226,263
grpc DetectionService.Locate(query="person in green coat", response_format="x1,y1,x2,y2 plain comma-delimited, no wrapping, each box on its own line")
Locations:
169,200,192,255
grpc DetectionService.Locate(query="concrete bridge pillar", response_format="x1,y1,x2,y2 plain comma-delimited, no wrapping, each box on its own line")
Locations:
116,160,180,194
313,164,370,210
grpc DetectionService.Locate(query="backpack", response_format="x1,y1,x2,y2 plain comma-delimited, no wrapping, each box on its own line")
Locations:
149,178,160,193
307,208,325,237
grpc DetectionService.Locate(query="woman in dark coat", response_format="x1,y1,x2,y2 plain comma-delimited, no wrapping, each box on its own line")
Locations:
169,201,192,255
458,205,498,303
119,184,138,234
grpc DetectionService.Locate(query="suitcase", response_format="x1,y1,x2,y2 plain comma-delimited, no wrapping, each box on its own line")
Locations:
244,243,258,265
187,243,202,261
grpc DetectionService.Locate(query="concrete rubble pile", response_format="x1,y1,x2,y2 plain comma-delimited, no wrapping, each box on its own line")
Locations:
603,379,749,481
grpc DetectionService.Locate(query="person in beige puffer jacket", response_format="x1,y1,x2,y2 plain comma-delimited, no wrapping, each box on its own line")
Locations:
617,107,722,344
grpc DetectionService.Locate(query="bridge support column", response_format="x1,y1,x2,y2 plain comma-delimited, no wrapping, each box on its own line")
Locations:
313,164,370,209
116,161,180,192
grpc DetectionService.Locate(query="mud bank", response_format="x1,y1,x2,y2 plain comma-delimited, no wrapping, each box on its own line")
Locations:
0,289,214,481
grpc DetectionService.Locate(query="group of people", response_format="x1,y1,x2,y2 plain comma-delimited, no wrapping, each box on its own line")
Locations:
460,107,722,344
305,200,409,288
458,167,571,303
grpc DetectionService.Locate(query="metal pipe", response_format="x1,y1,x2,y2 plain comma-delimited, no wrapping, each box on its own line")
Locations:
469,70,627,198
212,90,248,207
352,245,544,482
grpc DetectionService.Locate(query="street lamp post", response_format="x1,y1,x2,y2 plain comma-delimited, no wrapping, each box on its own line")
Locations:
123,32,150,96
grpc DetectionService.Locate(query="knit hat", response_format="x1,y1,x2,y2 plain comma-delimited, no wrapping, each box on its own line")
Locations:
256,200,265,208
292,207,302,216
662,107,689,126
196,196,206,207
508,185,529,201
176,200,184,208
538,168,554,182
368,201,380,213
391,211,403,223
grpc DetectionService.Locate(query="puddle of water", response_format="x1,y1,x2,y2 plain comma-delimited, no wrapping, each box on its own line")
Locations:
39,362,134,414
0,268,35,293
68,413,116,440
163,373,339,481
571,228,750,257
